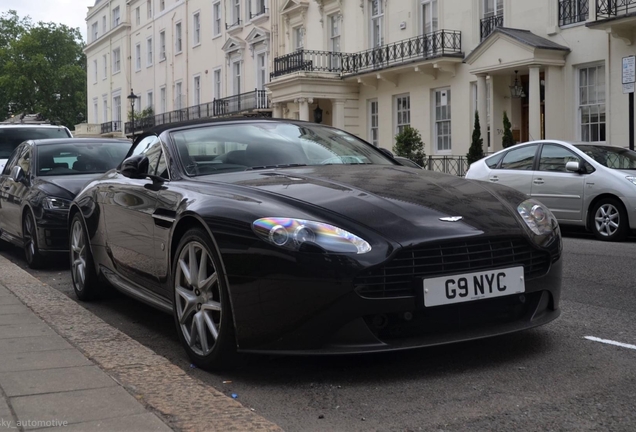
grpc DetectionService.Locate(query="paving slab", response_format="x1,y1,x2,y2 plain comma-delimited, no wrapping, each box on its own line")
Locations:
40,413,172,432
0,323,56,340
0,286,12,296
11,386,149,429
0,349,91,373
0,296,22,305
0,313,41,326
0,335,74,354
0,396,11,417
0,365,117,397
0,304,30,315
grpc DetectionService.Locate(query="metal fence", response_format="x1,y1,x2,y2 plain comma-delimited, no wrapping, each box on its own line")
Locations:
480,14,503,41
596,0,636,18
425,156,470,177
100,121,122,134
559,0,590,26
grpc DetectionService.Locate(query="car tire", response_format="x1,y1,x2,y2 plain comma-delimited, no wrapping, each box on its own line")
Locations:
23,211,43,269
590,197,629,242
69,213,101,301
172,228,240,370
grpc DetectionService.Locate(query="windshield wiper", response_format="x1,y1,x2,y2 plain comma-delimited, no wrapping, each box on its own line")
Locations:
246,163,308,171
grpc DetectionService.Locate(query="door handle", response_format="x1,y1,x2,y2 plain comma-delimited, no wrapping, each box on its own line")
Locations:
489,176,499,182
533,179,544,185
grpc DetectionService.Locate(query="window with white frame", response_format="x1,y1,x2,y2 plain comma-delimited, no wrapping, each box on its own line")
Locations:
255,0,267,16
102,15,106,33
175,81,183,109
559,0,589,26
193,76,201,105
112,7,120,28
421,0,438,35
232,61,241,95
193,12,201,45
102,54,107,79
113,95,122,124
213,1,222,36
160,86,167,113
213,69,222,99
246,0,252,21
93,60,98,83
370,0,384,48
483,0,504,18
135,43,141,71
159,30,166,60
147,0,152,18
135,7,140,26
147,91,153,110
91,22,98,42
256,52,267,90
579,64,606,142
112,48,121,73
329,15,341,52
160,0,165,12
147,37,153,66
93,98,98,122
369,99,379,146
232,0,241,25
175,22,182,53
435,88,452,152
102,97,108,122
394,94,410,135
294,27,304,50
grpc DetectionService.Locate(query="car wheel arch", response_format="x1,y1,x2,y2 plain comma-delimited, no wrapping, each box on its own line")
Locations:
586,193,630,231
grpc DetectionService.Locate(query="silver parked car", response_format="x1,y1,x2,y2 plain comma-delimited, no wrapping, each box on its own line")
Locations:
466,140,636,241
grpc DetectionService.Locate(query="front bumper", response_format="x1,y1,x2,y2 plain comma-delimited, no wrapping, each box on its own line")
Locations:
35,210,70,253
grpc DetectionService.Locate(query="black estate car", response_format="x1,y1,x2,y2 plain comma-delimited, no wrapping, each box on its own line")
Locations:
68,118,563,370
0,138,131,267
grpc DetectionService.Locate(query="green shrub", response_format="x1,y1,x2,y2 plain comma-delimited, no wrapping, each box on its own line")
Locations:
393,126,426,167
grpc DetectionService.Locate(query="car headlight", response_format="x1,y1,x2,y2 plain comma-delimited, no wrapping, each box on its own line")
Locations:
252,218,372,254
517,199,558,236
626,176,636,185
43,197,71,210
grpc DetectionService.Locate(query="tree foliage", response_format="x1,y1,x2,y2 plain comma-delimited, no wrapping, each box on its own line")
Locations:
393,125,426,167
466,111,485,165
0,10,86,129
502,110,515,148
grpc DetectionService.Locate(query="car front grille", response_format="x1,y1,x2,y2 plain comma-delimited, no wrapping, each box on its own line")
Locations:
354,237,552,299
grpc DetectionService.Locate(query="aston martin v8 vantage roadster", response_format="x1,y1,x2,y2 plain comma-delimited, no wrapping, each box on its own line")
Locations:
69,118,562,370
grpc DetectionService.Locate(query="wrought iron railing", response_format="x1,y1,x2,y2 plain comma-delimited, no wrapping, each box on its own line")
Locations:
559,0,589,25
596,0,636,19
250,7,269,19
123,90,270,134
225,19,242,30
270,30,462,79
100,121,122,134
426,156,469,177
480,14,504,41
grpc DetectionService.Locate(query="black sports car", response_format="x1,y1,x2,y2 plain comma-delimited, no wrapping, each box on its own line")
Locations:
0,138,131,268
69,119,562,370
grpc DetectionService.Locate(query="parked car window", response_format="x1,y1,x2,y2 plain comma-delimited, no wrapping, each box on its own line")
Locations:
574,145,636,170
485,153,504,168
538,144,580,173
131,136,158,157
499,145,538,170
17,148,32,176
0,127,71,159
2,145,23,176
37,142,130,176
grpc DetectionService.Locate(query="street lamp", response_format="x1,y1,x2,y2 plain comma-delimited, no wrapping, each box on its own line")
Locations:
313,101,323,124
127,89,139,141
509,70,526,99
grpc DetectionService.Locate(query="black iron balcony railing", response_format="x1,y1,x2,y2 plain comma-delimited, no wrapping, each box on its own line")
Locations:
426,156,469,177
559,0,589,25
100,121,122,134
225,19,242,30
480,14,504,40
124,90,270,134
250,7,269,19
596,0,636,19
270,30,462,80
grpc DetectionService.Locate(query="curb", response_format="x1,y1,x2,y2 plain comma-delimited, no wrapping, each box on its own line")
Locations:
0,255,283,432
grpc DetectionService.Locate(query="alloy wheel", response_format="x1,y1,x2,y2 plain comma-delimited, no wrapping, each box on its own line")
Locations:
71,220,87,291
594,203,620,237
175,241,222,356
23,213,36,262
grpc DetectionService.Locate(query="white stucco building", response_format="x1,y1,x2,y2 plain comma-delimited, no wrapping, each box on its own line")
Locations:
79,0,636,173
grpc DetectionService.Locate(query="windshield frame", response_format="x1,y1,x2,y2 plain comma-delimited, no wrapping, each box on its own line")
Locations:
574,144,636,171
35,141,131,177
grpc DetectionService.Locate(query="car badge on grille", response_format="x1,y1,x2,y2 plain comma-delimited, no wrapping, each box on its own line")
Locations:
439,216,463,222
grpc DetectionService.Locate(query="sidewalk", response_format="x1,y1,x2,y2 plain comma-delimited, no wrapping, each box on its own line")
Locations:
0,254,282,432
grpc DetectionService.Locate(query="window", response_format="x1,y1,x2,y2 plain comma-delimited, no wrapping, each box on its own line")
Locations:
102,54,107,79
213,1,222,36
434,89,451,152
539,144,580,172
370,0,384,48
481,0,503,40
175,22,182,53
160,86,167,113
256,53,267,90
102,16,106,33
232,61,241,95
579,64,606,142
500,144,538,170
135,7,140,25
112,7,120,27
329,15,341,52
485,152,504,168
193,12,201,45
147,37,153,66
421,0,438,34
113,95,122,127
193,76,201,105
254,0,267,16
483,0,504,17
135,43,141,71
131,136,168,179
91,22,98,41
369,100,379,146
159,31,166,60
294,27,304,50
394,94,410,135
102,97,108,122
147,0,152,18
147,91,154,110
93,98,98,122
214,69,222,99
93,60,98,83
232,0,241,25
112,48,121,73
559,0,589,26
160,0,165,11
175,81,183,109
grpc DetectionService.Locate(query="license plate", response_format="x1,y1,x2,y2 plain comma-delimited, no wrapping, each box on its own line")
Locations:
423,266,525,307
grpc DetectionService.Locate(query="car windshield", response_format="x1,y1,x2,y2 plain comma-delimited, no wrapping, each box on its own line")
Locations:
574,145,636,170
0,127,71,159
37,141,130,176
169,122,395,176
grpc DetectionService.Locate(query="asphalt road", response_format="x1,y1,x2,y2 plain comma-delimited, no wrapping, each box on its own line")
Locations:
2,228,636,431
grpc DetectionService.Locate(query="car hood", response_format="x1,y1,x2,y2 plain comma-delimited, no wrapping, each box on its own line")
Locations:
35,174,104,200
195,165,527,246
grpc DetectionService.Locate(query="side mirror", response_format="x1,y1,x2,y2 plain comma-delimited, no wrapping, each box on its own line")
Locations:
10,166,25,183
565,161,581,173
378,148,394,159
120,155,150,179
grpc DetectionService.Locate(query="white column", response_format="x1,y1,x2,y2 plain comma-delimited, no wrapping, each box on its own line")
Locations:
272,102,282,118
477,74,488,154
296,98,310,121
332,99,346,129
545,66,565,140
529,65,542,141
